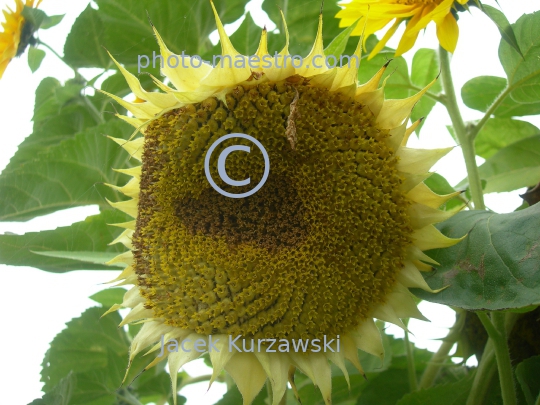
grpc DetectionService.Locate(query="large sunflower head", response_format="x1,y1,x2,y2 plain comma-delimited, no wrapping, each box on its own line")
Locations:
0,0,42,79
336,0,470,59
104,3,463,404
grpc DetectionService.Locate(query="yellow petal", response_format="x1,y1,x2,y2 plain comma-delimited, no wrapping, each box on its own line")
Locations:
119,302,153,326
169,333,204,405
397,146,453,174
407,244,440,266
330,20,363,91
407,181,462,209
108,51,179,109
208,334,235,387
327,350,350,389
105,177,140,199
254,351,290,405
108,136,144,161
104,264,134,284
398,261,436,292
368,18,401,59
372,301,408,330
401,172,432,193
201,2,252,87
106,198,139,218
412,224,465,251
377,76,438,129
108,229,134,249
290,353,332,405
106,250,134,266
356,61,389,95
387,283,428,321
225,352,268,405
408,203,455,229
114,166,142,180
116,115,148,134
437,12,459,53
99,90,161,119
152,27,212,92
295,14,328,77
351,318,385,360
341,334,365,375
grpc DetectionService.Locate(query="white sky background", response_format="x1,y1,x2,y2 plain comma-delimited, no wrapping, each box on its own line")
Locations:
0,0,539,404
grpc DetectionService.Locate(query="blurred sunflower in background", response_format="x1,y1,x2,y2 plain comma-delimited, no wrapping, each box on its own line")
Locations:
336,0,470,59
0,0,41,78
103,2,463,404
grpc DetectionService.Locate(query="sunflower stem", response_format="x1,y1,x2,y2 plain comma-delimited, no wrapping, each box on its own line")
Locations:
466,339,497,405
37,40,80,75
438,47,486,210
468,86,512,141
419,311,464,389
477,312,517,405
404,328,418,392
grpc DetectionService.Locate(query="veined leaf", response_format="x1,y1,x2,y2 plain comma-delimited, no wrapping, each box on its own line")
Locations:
483,5,523,57
413,204,540,311
499,11,540,104
461,76,540,118
0,210,128,272
64,0,246,69
0,120,134,221
457,134,540,194
473,118,539,159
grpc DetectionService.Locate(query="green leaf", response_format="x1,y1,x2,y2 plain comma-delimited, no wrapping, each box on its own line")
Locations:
410,48,441,133
516,356,540,405
461,76,540,118
356,368,411,405
22,7,64,31
90,288,127,307
396,374,474,405
28,47,46,72
262,0,342,56
63,5,109,69
482,5,523,57
64,0,246,69
0,210,128,272
40,14,65,30
41,307,129,403
324,19,359,59
474,118,539,159
0,120,134,221
28,372,75,405
3,78,96,173
463,134,540,194
413,203,540,311
33,251,123,267
499,11,540,104
21,6,47,29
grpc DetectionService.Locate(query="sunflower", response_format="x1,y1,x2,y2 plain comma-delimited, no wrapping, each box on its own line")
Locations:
0,0,42,79
336,0,469,59
103,3,462,404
